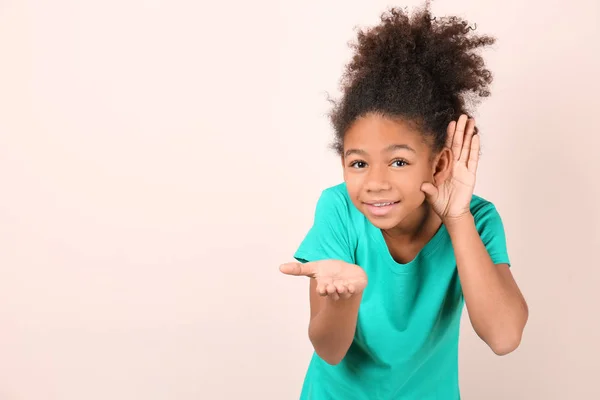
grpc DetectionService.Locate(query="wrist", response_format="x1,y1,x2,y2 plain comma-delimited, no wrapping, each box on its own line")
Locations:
443,212,474,232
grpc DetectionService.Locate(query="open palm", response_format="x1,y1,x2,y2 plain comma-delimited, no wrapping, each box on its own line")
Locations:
421,115,479,220
279,259,368,301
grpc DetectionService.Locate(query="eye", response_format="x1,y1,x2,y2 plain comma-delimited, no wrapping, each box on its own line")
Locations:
391,159,408,167
349,160,367,169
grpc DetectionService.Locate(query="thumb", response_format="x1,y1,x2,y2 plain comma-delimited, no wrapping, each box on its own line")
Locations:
421,182,439,203
279,262,315,277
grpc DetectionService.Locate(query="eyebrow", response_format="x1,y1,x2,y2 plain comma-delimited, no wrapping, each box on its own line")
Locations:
344,144,416,157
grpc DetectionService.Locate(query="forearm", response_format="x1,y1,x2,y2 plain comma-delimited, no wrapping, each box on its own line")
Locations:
446,214,528,355
309,293,363,365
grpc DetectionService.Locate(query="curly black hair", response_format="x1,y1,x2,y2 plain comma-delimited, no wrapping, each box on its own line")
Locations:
329,2,496,156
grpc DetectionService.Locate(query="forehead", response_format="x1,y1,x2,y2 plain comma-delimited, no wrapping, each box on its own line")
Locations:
344,114,430,153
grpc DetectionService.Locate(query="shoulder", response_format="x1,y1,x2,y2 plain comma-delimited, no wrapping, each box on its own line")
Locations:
319,182,351,204
294,183,359,264
315,183,354,218
314,182,361,237
469,194,511,264
469,193,498,214
469,194,510,263
469,193,505,229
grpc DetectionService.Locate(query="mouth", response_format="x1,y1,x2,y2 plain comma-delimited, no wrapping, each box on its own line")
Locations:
363,200,400,216
366,201,399,207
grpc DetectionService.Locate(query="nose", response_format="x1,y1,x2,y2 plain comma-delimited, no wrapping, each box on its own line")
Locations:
365,165,391,192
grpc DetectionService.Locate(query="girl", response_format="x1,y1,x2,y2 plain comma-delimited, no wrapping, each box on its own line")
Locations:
279,4,528,400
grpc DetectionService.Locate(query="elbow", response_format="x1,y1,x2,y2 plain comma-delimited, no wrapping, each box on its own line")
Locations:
319,353,344,366
309,335,349,365
488,332,523,356
486,304,529,356
311,342,348,365
309,328,352,366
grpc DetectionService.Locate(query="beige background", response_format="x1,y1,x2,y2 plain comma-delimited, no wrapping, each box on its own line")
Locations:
0,0,598,399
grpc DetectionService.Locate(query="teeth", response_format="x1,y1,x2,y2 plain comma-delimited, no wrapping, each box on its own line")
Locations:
374,202,393,207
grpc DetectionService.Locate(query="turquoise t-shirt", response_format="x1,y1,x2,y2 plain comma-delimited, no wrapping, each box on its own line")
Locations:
293,183,510,400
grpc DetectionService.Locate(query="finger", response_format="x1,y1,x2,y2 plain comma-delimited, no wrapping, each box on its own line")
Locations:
445,120,457,149
326,284,337,296
452,114,468,161
467,133,480,173
316,282,328,296
335,281,352,299
458,118,476,164
316,276,333,296
327,284,339,301
420,182,439,203
347,283,356,295
334,281,347,295
279,262,314,277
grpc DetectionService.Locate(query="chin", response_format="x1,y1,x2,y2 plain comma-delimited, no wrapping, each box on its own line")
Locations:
359,208,404,230
367,217,402,230
368,218,400,230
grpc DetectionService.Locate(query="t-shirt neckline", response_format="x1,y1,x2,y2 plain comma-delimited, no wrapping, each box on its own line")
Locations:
370,221,447,273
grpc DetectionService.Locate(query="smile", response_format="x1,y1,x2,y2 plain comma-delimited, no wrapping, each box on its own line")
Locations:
372,202,397,207
363,201,400,216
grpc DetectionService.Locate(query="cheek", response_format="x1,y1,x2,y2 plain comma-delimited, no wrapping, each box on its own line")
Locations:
343,170,362,190
404,185,426,204
343,177,370,211
395,172,425,191
344,177,361,201
394,173,427,204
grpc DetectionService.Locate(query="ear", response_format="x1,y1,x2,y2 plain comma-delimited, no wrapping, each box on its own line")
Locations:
432,147,452,185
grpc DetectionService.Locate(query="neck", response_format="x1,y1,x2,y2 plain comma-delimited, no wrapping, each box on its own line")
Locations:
382,203,442,243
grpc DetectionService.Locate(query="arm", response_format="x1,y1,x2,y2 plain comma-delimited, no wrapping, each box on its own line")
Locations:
446,214,529,355
282,187,363,364
307,278,363,365
421,115,529,355
280,259,368,365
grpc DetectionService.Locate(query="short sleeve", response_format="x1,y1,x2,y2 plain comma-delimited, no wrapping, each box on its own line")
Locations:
293,188,355,265
475,203,511,266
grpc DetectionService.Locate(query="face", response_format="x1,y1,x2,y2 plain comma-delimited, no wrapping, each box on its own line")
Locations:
342,113,450,231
